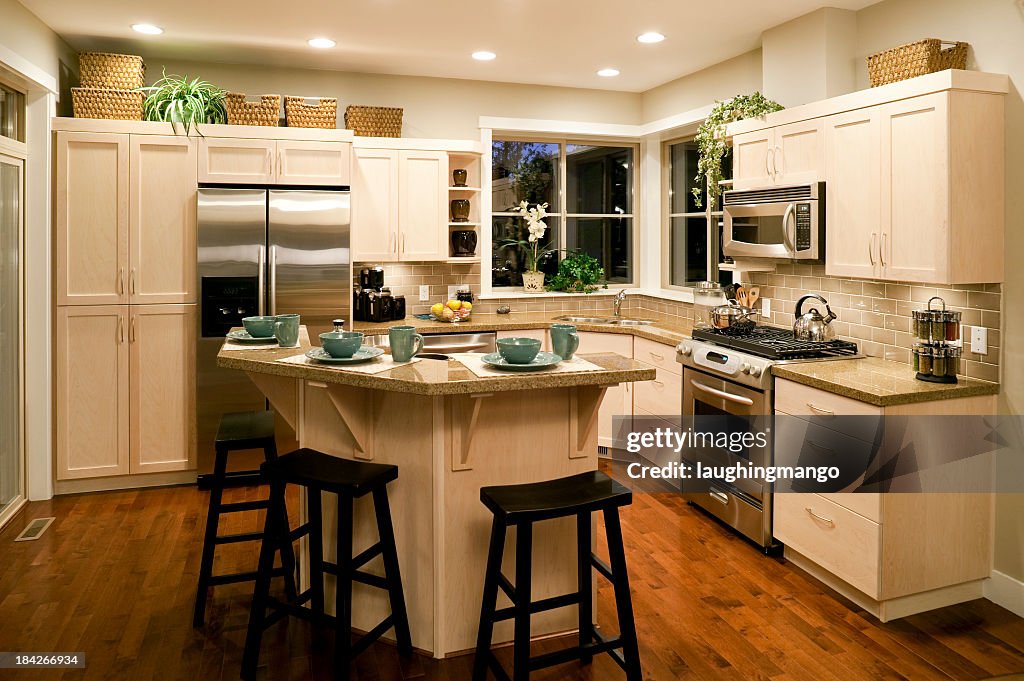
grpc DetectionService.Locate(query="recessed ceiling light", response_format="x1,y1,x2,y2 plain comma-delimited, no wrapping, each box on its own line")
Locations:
637,32,665,44
472,51,497,61
597,68,620,77
131,23,163,35
307,37,336,49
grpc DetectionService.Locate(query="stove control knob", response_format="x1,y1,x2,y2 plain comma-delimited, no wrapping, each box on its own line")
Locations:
748,365,763,377
679,344,692,357
740,362,751,373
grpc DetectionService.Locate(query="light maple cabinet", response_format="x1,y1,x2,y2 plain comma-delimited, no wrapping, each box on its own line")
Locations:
732,119,823,189
576,332,632,448
822,89,1003,284
351,147,447,262
631,337,682,428
198,138,351,186
773,377,994,621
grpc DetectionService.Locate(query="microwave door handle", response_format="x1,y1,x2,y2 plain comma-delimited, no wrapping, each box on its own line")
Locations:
781,202,796,254
689,379,755,406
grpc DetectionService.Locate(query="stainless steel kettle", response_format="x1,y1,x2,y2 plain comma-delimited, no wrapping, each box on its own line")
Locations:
793,294,837,342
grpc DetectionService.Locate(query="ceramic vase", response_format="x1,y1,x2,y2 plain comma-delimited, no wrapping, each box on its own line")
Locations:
450,199,471,222
452,169,468,187
522,271,545,293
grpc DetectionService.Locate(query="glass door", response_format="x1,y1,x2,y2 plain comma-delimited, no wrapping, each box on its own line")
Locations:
0,150,24,527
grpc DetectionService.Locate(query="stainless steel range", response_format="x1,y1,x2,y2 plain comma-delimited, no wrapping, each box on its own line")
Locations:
675,326,859,550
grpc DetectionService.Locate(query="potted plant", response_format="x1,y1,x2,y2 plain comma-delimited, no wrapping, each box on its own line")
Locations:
139,69,227,133
692,92,784,208
545,250,608,294
498,201,554,293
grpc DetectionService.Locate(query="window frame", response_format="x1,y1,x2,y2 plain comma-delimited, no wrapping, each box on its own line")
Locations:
490,134,640,292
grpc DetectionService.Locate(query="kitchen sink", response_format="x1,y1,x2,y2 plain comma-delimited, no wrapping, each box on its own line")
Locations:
553,315,613,323
606,319,655,326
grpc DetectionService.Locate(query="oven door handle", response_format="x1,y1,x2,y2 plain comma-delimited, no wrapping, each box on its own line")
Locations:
689,379,755,406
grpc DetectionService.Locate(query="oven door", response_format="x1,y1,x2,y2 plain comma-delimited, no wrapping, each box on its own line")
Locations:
723,200,820,260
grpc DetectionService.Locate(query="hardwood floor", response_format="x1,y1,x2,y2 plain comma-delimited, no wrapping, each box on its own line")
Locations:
1,466,1022,681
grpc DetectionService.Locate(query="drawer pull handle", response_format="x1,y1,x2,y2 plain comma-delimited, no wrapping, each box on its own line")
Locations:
806,402,835,416
709,490,729,505
652,380,665,388
806,440,836,456
805,507,835,527
649,352,665,362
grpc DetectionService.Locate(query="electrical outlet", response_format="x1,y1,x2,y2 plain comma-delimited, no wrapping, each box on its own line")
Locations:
447,285,458,300
970,326,988,355
761,298,771,318
419,285,430,302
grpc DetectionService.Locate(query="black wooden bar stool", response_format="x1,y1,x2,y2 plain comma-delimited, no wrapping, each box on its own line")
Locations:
241,448,412,681
193,410,297,628
473,471,641,681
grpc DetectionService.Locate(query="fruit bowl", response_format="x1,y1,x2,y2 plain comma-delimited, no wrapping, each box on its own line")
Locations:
430,309,471,323
430,301,472,323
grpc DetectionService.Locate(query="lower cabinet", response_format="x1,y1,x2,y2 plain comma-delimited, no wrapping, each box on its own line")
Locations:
56,304,196,480
575,332,633,449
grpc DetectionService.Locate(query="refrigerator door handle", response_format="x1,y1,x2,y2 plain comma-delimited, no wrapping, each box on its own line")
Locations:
269,245,278,316
257,245,266,315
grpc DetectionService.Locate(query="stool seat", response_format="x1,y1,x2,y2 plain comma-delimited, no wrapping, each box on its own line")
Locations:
215,410,276,447
481,471,631,524
262,448,398,496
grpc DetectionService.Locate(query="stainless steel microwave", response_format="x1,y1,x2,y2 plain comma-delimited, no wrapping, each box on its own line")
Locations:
722,182,824,261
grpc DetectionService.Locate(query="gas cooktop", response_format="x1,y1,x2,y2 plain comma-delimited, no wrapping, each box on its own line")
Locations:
691,326,859,361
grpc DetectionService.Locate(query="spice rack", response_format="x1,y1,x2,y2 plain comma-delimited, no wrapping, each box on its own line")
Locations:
911,296,961,384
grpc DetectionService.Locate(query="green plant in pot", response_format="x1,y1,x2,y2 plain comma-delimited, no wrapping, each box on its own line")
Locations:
693,92,784,209
546,250,608,294
139,70,227,132
497,201,554,293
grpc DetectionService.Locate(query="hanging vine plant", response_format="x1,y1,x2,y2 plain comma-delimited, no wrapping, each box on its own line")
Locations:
692,92,784,208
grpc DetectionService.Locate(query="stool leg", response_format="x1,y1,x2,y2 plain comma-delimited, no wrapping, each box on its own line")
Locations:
335,493,354,681
372,487,412,655
193,444,228,628
472,516,507,681
604,508,642,681
307,490,326,615
264,441,298,603
512,522,533,681
241,478,286,681
577,511,593,664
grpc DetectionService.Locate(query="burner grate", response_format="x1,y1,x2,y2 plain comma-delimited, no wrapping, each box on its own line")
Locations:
692,326,859,360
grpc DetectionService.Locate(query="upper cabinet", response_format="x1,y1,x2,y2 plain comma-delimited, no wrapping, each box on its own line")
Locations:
732,119,823,189
351,147,400,261
198,138,351,186
56,131,197,305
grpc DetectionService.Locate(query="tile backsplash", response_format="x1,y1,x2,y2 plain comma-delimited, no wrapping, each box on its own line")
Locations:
354,261,480,315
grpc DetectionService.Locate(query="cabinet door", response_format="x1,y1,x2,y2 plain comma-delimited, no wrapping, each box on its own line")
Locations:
774,119,823,185
55,305,129,479
351,148,399,262
55,132,129,305
198,138,275,184
731,129,774,189
129,136,197,304
398,150,447,261
880,93,949,283
277,141,352,186
824,109,881,279
577,332,632,449
129,304,197,474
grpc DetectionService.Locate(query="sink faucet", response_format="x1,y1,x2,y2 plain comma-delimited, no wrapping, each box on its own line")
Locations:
613,289,627,317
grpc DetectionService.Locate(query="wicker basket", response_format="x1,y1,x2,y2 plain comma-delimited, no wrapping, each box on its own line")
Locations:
284,96,338,128
72,87,143,120
79,52,145,90
867,39,968,87
344,105,403,137
225,93,281,126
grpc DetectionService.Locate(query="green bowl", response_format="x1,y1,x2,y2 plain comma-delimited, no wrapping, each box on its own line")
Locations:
320,331,364,358
242,316,276,338
496,337,542,364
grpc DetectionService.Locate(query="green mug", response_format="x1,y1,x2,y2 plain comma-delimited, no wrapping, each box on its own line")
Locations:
550,323,579,360
389,325,424,363
274,314,300,348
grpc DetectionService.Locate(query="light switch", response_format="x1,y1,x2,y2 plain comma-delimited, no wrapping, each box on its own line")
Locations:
419,285,430,302
970,326,988,355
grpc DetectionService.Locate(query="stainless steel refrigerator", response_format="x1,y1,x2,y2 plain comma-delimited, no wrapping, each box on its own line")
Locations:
196,188,350,475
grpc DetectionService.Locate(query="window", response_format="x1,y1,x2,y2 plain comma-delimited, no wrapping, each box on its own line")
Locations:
491,138,634,288
0,83,24,143
665,139,732,288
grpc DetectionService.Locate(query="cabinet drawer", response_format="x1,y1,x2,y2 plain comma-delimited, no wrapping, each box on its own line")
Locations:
633,337,680,376
576,331,632,357
817,493,881,524
633,367,681,426
775,378,882,418
774,492,880,597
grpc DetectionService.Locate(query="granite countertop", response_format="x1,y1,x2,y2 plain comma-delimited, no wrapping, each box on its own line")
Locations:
217,335,655,396
353,312,693,346
771,356,999,407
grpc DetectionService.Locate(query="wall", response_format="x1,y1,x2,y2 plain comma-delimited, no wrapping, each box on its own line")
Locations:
641,50,763,124
130,57,643,140
761,7,857,107
0,0,76,91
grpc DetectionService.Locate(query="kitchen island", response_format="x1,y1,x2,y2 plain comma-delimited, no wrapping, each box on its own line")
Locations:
218,336,655,657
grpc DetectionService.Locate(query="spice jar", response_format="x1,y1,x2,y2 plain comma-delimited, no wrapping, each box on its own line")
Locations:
946,346,962,377
943,310,961,342
917,346,933,375
932,347,947,378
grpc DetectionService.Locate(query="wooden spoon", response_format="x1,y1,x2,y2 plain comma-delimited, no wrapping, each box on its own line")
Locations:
735,285,748,308
747,286,760,309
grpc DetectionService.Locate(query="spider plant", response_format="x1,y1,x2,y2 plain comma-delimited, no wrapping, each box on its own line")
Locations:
139,70,227,132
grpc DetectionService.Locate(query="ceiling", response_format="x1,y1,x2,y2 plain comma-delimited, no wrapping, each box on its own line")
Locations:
20,0,878,92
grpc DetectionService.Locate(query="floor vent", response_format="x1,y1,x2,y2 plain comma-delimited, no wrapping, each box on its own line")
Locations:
598,446,610,456
14,517,55,542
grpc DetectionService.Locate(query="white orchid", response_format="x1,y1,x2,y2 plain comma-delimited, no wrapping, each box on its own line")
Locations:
510,201,553,272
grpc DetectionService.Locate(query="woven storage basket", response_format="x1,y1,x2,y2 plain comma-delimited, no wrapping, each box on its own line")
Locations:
79,52,145,90
344,105,403,137
867,39,968,87
225,93,281,126
72,87,143,120
284,96,338,128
